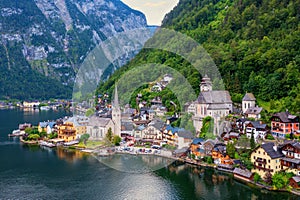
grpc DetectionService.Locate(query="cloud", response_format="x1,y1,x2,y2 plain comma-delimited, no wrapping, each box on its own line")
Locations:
144,1,167,7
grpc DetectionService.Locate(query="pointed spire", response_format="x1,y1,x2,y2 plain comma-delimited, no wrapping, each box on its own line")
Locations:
113,84,120,109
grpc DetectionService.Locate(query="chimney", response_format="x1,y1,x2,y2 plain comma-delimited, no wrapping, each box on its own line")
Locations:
273,144,277,152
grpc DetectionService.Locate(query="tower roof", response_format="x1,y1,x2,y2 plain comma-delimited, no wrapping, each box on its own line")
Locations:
242,93,256,101
113,85,120,109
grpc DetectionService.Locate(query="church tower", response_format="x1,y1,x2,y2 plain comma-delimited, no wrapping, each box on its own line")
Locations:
200,74,212,92
112,85,121,136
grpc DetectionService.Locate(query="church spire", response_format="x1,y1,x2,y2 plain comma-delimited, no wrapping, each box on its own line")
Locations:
113,85,120,110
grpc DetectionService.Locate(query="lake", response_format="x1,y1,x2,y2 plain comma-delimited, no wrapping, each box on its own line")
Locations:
0,109,297,199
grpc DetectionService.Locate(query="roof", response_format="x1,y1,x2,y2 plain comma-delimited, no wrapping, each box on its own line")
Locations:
177,129,194,139
121,121,134,131
192,138,204,144
233,168,253,178
248,121,267,129
173,147,189,154
261,142,284,159
281,157,300,165
88,116,112,127
39,122,48,128
292,176,300,183
207,104,231,110
149,119,165,130
47,122,56,129
272,111,299,123
197,91,232,104
245,107,263,115
242,93,256,101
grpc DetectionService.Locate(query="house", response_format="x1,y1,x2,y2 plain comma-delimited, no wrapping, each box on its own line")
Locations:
19,123,32,131
236,118,250,134
134,125,145,139
290,176,300,189
38,122,48,133
86,116,115,140
64,116,88,136
202,139,217,156
121,121,134,137
176,129,194,149
46,122,56,134
163,125,193,149
233,168,254,182
57,123,77,142
141,119,164,140
245,121,268,141
212,143,233,165
271,111,299,138
193,75,232,134
242,93,256,114
223,132,240,141
245,106,263,120
251,142,284,177
190,138,205,159
280,142,300,176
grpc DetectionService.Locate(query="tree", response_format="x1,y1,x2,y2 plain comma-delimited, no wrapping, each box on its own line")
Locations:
113,135,121,146
250,130,256,149
226,142,235,158
106,128,113,143
272,172,294,189
80,133,90,145
25,127,32,134
264,171,273,185
253,173,261,183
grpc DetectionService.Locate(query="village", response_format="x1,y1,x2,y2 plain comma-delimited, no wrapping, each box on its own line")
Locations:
10,75,300,194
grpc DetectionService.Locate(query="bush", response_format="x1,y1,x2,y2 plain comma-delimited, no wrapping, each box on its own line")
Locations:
266,134,275,140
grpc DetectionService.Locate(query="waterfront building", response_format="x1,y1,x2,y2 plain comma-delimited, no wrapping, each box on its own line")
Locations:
251,142,284,177
271,111,299,138
57,123,77,142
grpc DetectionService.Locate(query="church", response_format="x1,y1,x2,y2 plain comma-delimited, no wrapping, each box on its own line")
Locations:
192,75,232,135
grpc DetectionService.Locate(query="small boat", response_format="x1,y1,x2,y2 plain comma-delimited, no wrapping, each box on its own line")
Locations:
40,106,50,111
39,141,56,148
8,130,25,137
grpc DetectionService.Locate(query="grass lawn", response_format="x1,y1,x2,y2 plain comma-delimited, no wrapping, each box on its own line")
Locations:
77,140,105,149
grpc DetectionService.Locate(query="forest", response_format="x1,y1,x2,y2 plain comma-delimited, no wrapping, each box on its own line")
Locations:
97,0,300,115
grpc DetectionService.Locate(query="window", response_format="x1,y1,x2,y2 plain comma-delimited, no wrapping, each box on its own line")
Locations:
254,156,256,159
268,160,270,163
258,151,260,154
263,152,265,155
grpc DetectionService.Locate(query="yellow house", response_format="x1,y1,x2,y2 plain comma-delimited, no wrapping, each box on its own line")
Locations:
57,124,76,142
38,122,48,133
251,142,284,177
64,117,87,136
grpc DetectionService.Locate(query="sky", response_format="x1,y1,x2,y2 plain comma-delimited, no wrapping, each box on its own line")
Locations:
121,0,179,25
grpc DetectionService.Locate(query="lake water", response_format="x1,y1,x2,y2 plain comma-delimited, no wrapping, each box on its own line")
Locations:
0,109,297,199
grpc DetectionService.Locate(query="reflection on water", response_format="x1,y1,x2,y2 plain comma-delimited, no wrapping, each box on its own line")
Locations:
95,154,174,173
56,147,90,163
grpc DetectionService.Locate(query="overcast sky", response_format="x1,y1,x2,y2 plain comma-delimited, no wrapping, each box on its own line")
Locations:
121,0,179,25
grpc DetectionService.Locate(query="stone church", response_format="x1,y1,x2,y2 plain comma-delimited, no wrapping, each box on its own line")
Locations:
192,75,232,135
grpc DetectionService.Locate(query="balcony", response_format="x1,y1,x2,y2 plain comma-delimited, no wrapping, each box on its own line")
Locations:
256,158,266,164
254,165,273,172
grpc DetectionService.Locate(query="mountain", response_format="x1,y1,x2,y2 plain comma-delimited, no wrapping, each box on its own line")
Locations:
0,0,149,100
97,0,300,113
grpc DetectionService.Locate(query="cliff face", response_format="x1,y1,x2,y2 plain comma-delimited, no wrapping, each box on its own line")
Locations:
0,0,150,99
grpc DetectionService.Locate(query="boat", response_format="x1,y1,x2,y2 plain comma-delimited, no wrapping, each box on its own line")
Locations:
8,129,25,137
40,106,51,111
39,141,56,148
